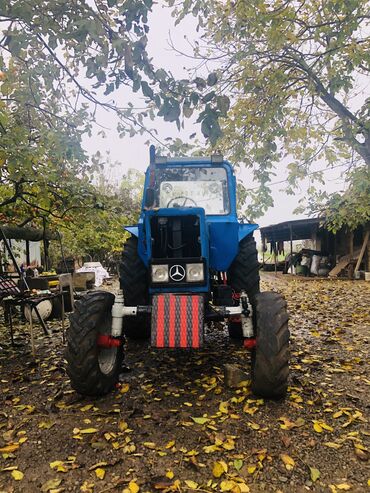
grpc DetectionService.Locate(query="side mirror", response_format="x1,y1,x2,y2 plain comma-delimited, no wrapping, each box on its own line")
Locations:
145,188,155,208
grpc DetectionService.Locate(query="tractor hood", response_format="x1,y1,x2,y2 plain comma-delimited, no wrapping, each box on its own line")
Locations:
124,215,258,272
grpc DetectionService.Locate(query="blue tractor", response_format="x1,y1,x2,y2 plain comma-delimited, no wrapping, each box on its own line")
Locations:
66,147,289,398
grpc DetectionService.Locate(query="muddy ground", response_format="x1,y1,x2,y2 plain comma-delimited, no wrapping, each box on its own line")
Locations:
0,273,369,493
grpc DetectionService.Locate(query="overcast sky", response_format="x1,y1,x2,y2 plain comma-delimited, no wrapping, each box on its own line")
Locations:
84,2,350,229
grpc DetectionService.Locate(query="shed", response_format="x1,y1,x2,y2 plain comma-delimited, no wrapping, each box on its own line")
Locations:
260,218,369,277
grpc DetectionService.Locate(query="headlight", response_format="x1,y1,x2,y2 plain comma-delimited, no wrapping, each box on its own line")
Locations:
152,264,169,283
186,263,204,282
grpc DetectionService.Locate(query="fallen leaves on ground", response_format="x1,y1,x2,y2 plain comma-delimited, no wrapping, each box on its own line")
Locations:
0,275,369,492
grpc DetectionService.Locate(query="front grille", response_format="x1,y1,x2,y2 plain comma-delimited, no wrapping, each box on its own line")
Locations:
150,215,201,259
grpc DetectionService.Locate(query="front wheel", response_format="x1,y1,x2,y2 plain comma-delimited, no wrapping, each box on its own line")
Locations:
251,291,290,399
65,291,123,396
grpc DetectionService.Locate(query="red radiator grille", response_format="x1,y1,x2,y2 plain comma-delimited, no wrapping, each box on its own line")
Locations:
151,294,204,348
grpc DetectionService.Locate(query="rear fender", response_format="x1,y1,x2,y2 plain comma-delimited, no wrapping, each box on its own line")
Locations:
238,223,259,242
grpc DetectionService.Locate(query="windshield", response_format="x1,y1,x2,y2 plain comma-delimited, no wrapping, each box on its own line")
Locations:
153,166,230,215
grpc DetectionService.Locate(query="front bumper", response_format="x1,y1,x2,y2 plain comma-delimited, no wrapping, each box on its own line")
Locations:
151,294,204,348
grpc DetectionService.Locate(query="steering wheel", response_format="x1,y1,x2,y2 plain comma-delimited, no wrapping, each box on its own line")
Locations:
166,196,197,208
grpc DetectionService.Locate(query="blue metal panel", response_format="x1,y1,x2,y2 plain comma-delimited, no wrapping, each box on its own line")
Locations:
238,223,259,242
208,221,239,271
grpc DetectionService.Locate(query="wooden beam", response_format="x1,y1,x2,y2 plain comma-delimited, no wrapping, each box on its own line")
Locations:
354,230,370,273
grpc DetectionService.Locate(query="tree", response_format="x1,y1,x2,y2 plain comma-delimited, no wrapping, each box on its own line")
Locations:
168,0,370,218
0,0,157,227
302,166,370,232
0,0,210,237
48,169,144,265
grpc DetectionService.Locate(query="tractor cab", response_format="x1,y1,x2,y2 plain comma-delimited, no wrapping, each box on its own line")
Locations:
143,156,236,216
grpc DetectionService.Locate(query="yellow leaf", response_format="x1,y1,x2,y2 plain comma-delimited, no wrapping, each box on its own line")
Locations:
120,383,130,394
38,421,55,429
80,404,94,412
203,444,219,453
280,454,295,470
166,471,174,479
95,468,105,480
165,440,175,449
247,466,256,474
80,428,98,434
321,422,333,432
183,402,193,407
50,461,64,469
219,402,229,414
336,484,351,490
212,461,226,478
238,484,250,493
119,421,128,432
11,469,24,480
220,480,236,492
324,442,342,449
184,480,198,489
248,422,260,430
41,478,62,492
143,442,156,449
129,480,140,493
80,481,94,493
333,411,343,418
0,443,19,453
222,438,235,450
309,467,321,482
191,417,210,425
313,422,323,433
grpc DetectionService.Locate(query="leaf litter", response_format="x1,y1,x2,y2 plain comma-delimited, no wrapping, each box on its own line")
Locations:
0,274,369,492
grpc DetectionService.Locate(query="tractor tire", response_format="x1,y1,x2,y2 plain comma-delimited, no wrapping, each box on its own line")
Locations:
251,291,289,399
227,234,260,339
65,291,123,396
119,236,150,339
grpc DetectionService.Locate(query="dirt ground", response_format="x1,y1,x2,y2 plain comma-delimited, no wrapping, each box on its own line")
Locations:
0,273,369,493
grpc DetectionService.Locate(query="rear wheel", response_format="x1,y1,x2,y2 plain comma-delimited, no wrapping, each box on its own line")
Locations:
119,236,150,339
251,291,289,398
227,234,260,338
66,291,123,396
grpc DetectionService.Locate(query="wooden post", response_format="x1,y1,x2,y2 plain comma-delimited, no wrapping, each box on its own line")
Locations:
290,224,293,274
61,293,65,344
354,230,370,273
